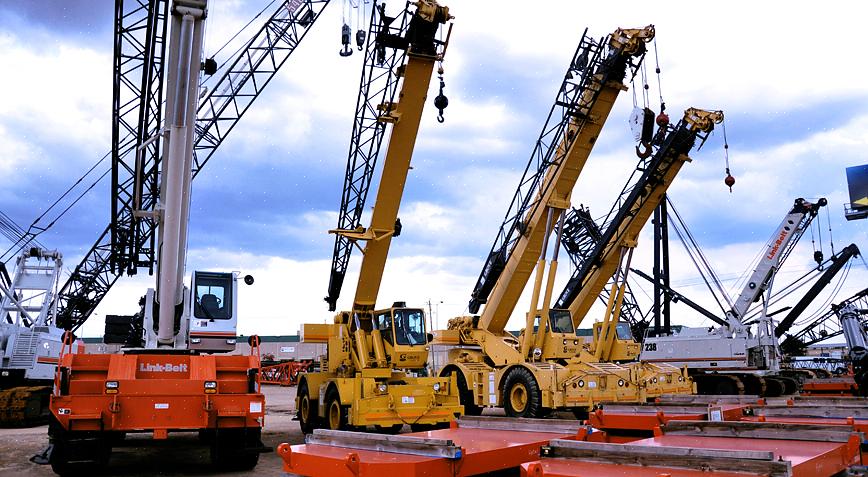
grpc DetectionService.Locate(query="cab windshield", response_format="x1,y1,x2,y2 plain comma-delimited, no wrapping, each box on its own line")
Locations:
549,309,575,334
194,272,232,320
393,309,426,346
615,322,634,340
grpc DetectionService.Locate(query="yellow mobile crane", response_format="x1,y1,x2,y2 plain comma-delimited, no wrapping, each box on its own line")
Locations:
297,0,462,434
436,26,720,418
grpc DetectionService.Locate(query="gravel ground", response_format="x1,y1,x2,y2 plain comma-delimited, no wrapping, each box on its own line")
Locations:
0,385,304,476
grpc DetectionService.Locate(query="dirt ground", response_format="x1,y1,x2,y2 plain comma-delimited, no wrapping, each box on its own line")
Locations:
0,385,305,476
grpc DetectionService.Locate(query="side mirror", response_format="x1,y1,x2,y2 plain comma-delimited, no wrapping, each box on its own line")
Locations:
427,333,434,343
243,275,255,285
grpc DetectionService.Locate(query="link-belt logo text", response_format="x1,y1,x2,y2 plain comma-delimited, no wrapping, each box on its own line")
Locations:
766,229,788,260
139,363,189,372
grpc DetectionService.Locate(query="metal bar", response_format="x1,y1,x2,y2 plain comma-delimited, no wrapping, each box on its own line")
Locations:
457,416,584,434
661,420,856,443
306,429,462,459
541,439,789,477
756,405,868,418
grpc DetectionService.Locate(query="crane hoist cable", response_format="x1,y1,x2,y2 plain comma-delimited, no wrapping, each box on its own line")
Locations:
0,155,108,263
667,196,735,312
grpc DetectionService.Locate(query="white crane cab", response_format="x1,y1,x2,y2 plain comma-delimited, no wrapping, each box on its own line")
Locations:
142,271,252,352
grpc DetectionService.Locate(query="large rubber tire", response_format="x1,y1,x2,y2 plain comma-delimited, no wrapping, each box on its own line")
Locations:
775,376,799,395
324,387,348,431
502,367,542,418
48,419,110,476
297,380,319,434
442,368,482,416
761,377,784,397
210,428,261,471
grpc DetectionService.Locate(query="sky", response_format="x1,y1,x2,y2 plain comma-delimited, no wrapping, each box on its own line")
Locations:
0,0,866,343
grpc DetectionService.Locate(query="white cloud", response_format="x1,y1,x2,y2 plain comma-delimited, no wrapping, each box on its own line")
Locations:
0,33,109,159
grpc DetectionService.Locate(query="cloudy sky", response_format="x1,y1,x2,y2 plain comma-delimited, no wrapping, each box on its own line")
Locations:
1,1,866,342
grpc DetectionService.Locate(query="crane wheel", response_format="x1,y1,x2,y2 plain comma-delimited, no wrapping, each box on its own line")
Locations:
48,416,111,475
209,428,261,471
324,386,348,431
502,367,542,418
442,368,482,416
774,376,799,395
297,381,319,434
760,377,784,397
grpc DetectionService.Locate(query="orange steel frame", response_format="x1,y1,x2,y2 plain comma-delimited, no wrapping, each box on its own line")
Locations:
278,421,591,476
520,434,862,477
801,377,861,396
50,334,264,437
260,360,312,386
587,404,748,433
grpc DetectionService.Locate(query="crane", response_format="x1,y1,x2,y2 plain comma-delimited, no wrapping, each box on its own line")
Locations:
296,0,463,434
436,26,708,419
639,198,846,396
554,109,724,364
2,0,332,431
47,2,266,472
0,248,63,426
53,0,331,332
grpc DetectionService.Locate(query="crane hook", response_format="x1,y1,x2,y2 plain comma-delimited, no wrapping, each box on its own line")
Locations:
434,66,448,123
635,141,652,159
356,29,366,51
340,24,353,57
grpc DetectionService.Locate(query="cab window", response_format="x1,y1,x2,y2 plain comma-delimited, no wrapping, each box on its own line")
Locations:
615,322,634,340
549,309,575,334
376,311,393,345
393,309,426,346
194,272,232,319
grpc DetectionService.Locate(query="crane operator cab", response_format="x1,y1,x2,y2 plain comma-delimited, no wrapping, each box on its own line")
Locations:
374,303,430,370
591,320,640,362
142,271,253,353
520,309,585,361
188,271,251,352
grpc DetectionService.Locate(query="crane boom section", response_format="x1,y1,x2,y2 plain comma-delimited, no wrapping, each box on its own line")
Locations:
331,2,451,313
726,198,825,326
351,56,437,310
155,0,208,344
325,1,409,312
566,109,723,328
476,27,655,334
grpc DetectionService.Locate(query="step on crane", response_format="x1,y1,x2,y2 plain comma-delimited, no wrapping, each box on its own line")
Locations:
46,2,266,473
435,26,713,419
638,198,856,396
0,248,64,426
296,0,463,434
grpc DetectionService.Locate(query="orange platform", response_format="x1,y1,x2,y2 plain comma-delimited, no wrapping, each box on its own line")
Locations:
278,417,590,476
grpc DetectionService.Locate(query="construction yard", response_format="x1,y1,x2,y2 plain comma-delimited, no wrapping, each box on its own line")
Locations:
1,0,867,476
